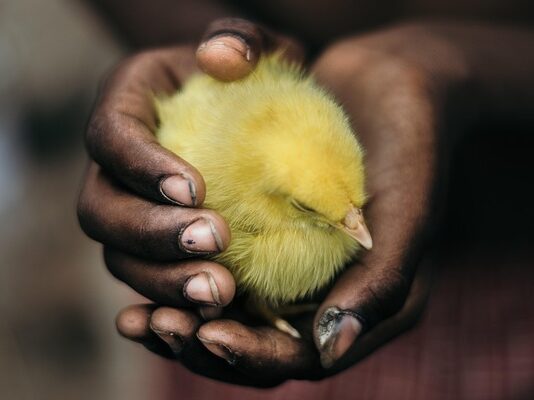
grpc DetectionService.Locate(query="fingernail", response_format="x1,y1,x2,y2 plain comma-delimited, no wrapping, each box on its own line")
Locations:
184,272,221,306
151,327,184,355
197,35,254,81
198,35,249,61
180,218,223,253
199,305,223,320
160,175,197,206
317,307,363,369
197,335,237,365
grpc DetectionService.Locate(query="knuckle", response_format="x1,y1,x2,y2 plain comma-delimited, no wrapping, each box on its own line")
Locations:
85,111,111,157
313,39,372,77
76,191,99,240
85,99,128,165
314,39,430,94
134,210,155,243
114,50,156,75
116,47,185,77
372,59,430,94
131,208,159,247
133,205,176,258
103,248,123,280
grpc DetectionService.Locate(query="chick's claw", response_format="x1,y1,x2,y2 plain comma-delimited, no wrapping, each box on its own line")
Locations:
247,297,303,339
274,318,302,339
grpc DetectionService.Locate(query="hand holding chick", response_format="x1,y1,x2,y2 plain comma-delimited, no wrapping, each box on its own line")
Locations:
78,19,435,385
156,53,373,338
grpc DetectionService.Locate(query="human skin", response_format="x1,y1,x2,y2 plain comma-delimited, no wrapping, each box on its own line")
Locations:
78,12,534,386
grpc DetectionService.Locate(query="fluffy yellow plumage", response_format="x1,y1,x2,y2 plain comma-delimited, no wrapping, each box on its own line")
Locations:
156,54,370,312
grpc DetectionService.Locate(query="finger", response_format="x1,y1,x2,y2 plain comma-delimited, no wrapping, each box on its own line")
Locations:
115,304,174,358
149,306,203,357
105,248,236,309
197,320,321,384
148,307,257,386
309,42,437,369
78,164,230,260
86,46,206,205
314,183,430,368
116,305,206,359
326,260,434,375
196,17,304,81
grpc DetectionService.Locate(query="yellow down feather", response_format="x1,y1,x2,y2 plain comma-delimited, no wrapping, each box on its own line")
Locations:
156,54,366,307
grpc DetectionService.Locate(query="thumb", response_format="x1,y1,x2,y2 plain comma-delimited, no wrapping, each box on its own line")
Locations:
196,17,304,81
314,261,413,369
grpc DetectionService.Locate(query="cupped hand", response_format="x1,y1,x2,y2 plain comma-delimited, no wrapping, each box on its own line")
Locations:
77,43,236,319
76,18,313,382
103,22,453,386
78,18,297,319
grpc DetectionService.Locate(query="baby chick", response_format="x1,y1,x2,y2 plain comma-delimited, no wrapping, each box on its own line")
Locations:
156,54,372,338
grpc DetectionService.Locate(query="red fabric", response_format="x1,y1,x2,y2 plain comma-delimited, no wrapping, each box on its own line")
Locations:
160,247,534,400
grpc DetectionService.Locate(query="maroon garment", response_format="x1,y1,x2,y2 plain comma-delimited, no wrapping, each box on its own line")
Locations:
158,246,534,400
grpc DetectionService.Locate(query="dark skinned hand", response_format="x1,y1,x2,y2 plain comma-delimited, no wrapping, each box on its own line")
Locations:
78,19,441,387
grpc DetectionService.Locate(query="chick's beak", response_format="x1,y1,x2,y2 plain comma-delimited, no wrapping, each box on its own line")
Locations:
342,207,373,250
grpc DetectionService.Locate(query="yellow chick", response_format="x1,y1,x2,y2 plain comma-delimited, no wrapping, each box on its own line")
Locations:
156,54,372,337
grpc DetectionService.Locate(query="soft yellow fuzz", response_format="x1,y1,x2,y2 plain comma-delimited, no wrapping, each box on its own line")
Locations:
156,55,366,306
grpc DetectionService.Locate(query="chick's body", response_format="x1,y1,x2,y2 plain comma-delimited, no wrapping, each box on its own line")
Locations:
156,55,367,307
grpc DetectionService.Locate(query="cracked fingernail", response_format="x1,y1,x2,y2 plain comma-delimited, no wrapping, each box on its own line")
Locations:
160,174,197,206
317,307,363,369
197,335,237,365
151,327,184,355
180,218,223,253
184,272,221,306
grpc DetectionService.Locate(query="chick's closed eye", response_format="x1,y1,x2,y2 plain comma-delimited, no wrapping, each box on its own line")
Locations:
290,199,317,214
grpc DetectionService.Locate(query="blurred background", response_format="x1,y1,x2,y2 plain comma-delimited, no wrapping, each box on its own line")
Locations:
0,1,160,399
0,1,532,399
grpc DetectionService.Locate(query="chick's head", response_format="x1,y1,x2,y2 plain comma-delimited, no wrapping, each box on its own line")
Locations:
246,85,373,249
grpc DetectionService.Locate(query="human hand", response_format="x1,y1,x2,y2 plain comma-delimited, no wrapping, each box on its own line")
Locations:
78,18,305,315
107,22,455,386
77,42,237,322
77,18,310,382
